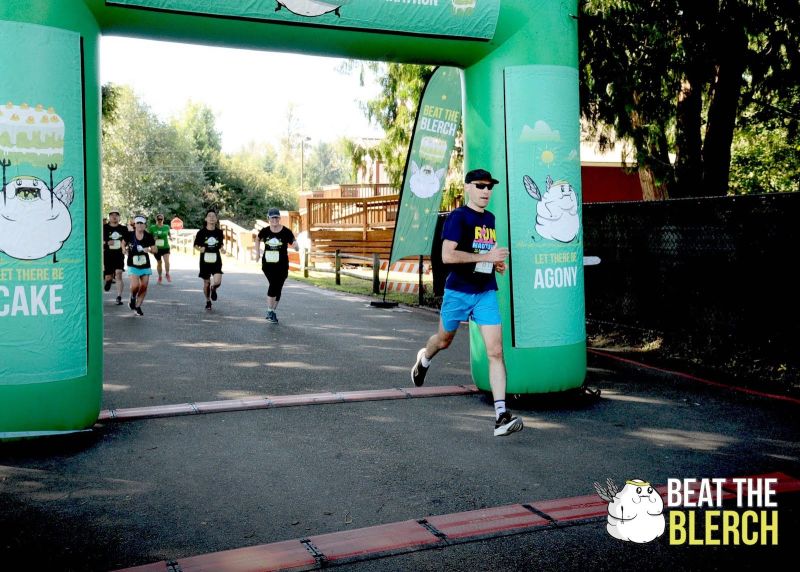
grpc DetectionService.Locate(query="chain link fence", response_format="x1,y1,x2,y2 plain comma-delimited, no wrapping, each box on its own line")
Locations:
583,193,799,363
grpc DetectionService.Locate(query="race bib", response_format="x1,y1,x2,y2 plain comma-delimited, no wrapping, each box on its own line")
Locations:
203,252,218,263
474,261,494,274
156,239,165,247
132,254,147,266
263,251,280,263
109,240,121,250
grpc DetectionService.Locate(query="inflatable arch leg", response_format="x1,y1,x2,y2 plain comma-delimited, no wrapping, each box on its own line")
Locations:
464,3,586,394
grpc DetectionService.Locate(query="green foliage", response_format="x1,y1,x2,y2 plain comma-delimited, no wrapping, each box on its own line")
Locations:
360,62,435,187
580,0,799,197
346,62,464,210
101,84,206,224
102,85,299,228
100,83,121,139
172,102,223,187
730,118,800,194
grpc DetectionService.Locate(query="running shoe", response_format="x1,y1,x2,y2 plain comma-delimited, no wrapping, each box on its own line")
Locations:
205,300,212,311
115,296,123,305
411,348,429,387
266,310,278,324
135,307,144,316
166,274,172,283
129,296,136,310
104,280,112,292
157,276,162,284
494,412,523,437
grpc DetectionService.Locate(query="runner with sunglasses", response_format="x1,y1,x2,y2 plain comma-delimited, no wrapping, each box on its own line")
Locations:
410,169,523,437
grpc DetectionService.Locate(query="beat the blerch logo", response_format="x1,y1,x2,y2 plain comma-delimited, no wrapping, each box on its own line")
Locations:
593,478,666,543
594,476,781,546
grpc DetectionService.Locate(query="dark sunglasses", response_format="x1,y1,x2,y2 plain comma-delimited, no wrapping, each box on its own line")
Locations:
473,182,495,190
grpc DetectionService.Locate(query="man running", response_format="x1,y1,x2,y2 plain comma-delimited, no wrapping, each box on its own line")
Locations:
103,207,128,305
410,169,523,437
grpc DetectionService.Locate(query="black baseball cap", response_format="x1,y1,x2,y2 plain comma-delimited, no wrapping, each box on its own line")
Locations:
465,169,499,185
268,208,281,218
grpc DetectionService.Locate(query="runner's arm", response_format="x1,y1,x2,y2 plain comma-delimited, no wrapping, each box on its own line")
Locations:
441,240,508,264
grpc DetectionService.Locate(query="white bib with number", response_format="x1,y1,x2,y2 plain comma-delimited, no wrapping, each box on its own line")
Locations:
109,240,121,250
132,254,147,266
474,261,494,274
263,251,280,263
156,238,165,247
203,252,218,263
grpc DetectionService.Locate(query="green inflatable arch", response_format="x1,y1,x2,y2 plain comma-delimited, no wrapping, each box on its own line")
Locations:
0,0,585,438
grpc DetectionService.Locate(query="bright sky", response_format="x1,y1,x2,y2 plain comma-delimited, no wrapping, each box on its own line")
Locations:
100,36,384,153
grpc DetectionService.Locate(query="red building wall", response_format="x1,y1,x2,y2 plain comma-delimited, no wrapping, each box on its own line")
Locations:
581,165,643,203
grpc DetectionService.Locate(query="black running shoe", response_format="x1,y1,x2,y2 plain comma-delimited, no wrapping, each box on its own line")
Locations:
411,348,429,387
104,280,112,292
494,411,523,437
129,297,136,310
135,307,144,316
205,300,212,311
115,296,123,305
210,286,218,301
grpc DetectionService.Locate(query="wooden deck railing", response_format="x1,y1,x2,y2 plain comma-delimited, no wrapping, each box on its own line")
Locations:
339,183,397,198
307,194,399,233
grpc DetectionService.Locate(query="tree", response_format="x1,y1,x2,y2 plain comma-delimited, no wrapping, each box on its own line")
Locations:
305,140,349,189
357,62,436,187
101,85,206,223
580,0,799,198
172,102,224,188
347,62,465,209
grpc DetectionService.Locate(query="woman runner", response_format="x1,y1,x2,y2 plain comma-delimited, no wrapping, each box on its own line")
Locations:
256,207,297,323
126,215,158,316
194,209,224,310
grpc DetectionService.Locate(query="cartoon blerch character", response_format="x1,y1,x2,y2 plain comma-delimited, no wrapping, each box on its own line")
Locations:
0,174,74,262
409,161,445,199
594,478,666,543
275,0,342,17
523,174,579,243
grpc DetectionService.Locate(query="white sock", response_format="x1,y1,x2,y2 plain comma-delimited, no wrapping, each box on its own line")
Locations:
494,400,506,419
421,353,432,368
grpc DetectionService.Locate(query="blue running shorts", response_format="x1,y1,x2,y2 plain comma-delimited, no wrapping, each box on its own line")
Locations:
440,288,501,333
128,267,152,277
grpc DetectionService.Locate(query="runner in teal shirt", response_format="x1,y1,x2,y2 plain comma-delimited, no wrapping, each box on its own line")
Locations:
148,213,172,283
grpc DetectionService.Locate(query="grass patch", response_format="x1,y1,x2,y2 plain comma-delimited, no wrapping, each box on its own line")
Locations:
288,270,425,307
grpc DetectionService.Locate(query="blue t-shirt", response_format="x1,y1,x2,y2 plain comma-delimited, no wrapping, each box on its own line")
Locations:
442,206,498,293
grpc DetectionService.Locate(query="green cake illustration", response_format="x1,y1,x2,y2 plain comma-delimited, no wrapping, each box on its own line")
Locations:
0,102,65,168
418,136,448,165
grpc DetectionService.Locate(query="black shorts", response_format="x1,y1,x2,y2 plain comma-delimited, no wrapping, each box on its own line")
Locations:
153,249,170,261
104,250,125,275
262,264,289,300
199,254,223,279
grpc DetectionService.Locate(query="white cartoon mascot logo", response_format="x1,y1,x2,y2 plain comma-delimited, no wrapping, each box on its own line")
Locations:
275,1,342,17
593,478,665,543
523,174,579,243
409,160,445,199
0,173,74,262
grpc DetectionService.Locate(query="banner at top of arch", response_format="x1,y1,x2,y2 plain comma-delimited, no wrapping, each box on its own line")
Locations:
109,0,500,39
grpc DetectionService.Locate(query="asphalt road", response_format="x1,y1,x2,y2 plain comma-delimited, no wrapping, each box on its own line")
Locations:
1,254,797,571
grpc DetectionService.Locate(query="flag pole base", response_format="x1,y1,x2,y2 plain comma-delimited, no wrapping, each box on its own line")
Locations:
370,301,399,308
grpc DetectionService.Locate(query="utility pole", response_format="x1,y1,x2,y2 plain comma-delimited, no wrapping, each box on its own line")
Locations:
300,135,311,194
